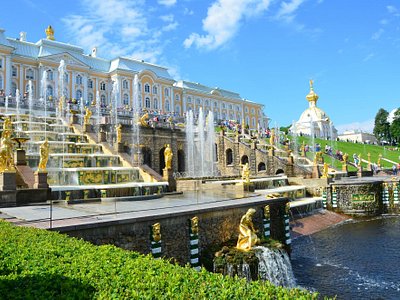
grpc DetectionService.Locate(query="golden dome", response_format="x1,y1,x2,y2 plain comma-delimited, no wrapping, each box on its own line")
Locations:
306,79,319,103
45,25,55,41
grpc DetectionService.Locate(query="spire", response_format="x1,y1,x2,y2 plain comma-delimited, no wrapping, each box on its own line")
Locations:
306,79,319,107
45,25,55,41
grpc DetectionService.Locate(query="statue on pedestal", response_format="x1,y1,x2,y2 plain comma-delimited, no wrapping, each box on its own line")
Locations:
0,118,15,172
242,162,250,183
83,107,92,125
152,223,161,242
38,139,49,172
139,112,149,127
269,129,275,146
116,124,122,143
236,208,260,251
164,144,173,170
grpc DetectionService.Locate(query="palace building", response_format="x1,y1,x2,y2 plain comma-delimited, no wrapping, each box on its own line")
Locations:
0,26,268,129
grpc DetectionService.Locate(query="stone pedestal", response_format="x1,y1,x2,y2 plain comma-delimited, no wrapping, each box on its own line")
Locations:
115,142,124,153
0,171,16,191
34,171,49,189
70,114,78,125
99,131,106,142
84,124,92,133
15,149,27,166
312,164,321,178
163,168,176,192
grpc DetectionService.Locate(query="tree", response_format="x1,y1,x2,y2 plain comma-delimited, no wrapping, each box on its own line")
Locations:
373,108,390,143
390,108,400,145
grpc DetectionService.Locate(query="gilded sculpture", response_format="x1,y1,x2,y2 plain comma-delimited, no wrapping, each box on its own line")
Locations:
164,144,173,170
264,205,270,219
116,124,122,143
0,118,15,172
269,129,275,146
191,216,199,235
139,113,149,127
321,162,329,178
236,208,260,251
38,139,49,172
342,153,348,164
152,223,161,242
83,107,92,125
242,162,250,183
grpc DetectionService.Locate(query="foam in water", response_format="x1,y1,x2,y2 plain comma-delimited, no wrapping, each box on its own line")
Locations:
255,246,297,288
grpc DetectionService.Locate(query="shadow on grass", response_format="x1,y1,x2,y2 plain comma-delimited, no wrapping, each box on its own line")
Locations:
0,273,95,300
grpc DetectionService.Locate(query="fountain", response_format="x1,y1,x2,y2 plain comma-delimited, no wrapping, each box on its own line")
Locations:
40,70,48,137
28,80,33,131
4,96,8,114
57,60,66,120
132,74,140,165
110,79,120,145
15,89,20,127
185,108,216,177
95,91,101,142
291,120,298,156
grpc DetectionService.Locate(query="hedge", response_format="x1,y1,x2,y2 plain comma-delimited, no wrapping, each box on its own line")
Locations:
0,221,319,299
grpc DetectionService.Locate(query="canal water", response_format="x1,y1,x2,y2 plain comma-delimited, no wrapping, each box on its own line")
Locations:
291,216,400,299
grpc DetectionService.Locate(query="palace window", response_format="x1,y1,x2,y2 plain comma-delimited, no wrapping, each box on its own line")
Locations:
164,87,169,97
12,66,17,77
144,84,150,93
88,93,93,104
196,98,201,105
123,94,129,105
26,69,34,80
251,108,255,114
88,79,93,89
214,101,218,107
100,94,106,105
252,118,256,127
187,96,192,103
76,90,82,100
245,107,249,113
46,85,53,98
0,76,3,90
145,97,150,108
123,80,129,89
76,74,82,85
46,70,53,81
64,72,69,83
0,58,3,69
175,105,180,114
229,104,233,110
165,100,170,112
11,82,17,96
222,103,226,109
153,98,158,109
205,100,209,106
100,82,106,91
175,94,180,102
153,85,157,94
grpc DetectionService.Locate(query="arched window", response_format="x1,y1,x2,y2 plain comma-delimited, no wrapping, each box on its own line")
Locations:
123,80,129,89
145,97,150,108
252,117,256,127
175,94,180,102
229,104,233,110
88,93,93,104
25,83,34,95
64,72,69,83
164,87,169,97
205,100,209,106
187,96,191,103
246,116,250,125
153,98,158,109
241,155,249,165
100,82,106,91
76,90,82,100
258,162,266,172
46,70,53,81
245,107,249,113
25,69,34,80
76,74,82,85
12,66,17,77
46,85,53,99
226,149,233,165
175,105,180,114
144,84,150,93
214,101,218,107
165,100,170,112
0,75,3,90
153,85,157,94
222,103,226,109
100,94,106,105
196,98,201,105
88,79,93,89
123,94,129,105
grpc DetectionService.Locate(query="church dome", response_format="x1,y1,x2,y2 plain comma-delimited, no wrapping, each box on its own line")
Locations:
298,106,330,123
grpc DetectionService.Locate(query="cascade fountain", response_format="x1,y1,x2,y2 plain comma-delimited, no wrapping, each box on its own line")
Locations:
15,89,20,127
95,90,101,141
28,80,33,131
185,108,216,177
40,70,48,135
132,74,140,165
57,60,66,120
80,97,84,127
110,79,120,145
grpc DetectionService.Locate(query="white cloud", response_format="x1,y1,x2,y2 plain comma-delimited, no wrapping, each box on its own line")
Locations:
158,0,177,7
380,19,388,25
387,5,398,14
371,28,384,40
363,53,374,62
276,0,306,21
62,0,167,63
183,7,194,16
336,119,374,134
184,0,271,50
160,14,174,22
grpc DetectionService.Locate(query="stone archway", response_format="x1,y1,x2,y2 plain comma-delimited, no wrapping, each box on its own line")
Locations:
159,147,166,174
258,162,266,172
178,149,185,172
241,155,249,165
226,148,233,165
276,169,284,175
142,147,152,168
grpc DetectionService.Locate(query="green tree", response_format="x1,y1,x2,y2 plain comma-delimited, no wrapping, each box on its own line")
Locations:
390,108,400,144
373,108,390,143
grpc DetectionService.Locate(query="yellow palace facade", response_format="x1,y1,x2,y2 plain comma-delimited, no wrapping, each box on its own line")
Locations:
0,26,268,129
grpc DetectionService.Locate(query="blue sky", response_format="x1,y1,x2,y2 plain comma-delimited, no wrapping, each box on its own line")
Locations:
1,0,400,133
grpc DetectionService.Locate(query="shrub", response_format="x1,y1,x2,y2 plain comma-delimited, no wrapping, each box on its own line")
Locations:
0,221,319,299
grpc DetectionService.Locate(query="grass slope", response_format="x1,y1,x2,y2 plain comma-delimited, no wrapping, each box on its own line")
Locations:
0,221,319,299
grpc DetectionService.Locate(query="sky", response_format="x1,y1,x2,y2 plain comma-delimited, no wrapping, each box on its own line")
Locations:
1,0,400,133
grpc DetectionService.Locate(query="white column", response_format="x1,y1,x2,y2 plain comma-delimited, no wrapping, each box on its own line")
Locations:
19,64,23,93
54,69,58,98
5,55,11,95
83,73,88,104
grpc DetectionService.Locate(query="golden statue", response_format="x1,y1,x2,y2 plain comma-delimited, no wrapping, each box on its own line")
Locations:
236,208,260,251
300,141,306,157
116,124,122,143
321,162,329,178
38,139,49,172
0,127,15,172
285,202,290,214
343,153,348,164
191,216,199,235
378,154,382,167
83,107,92,125
152,223,161,242
242,162,250,183
269,129,275,146
358,153,362,166
58,97,64,115
139,113,149,127
45,25,55,40
164,144,173,170
2,117,12,131
264,205,270,219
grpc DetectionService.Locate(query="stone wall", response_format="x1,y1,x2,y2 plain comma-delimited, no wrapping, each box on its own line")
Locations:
60,198,289,266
